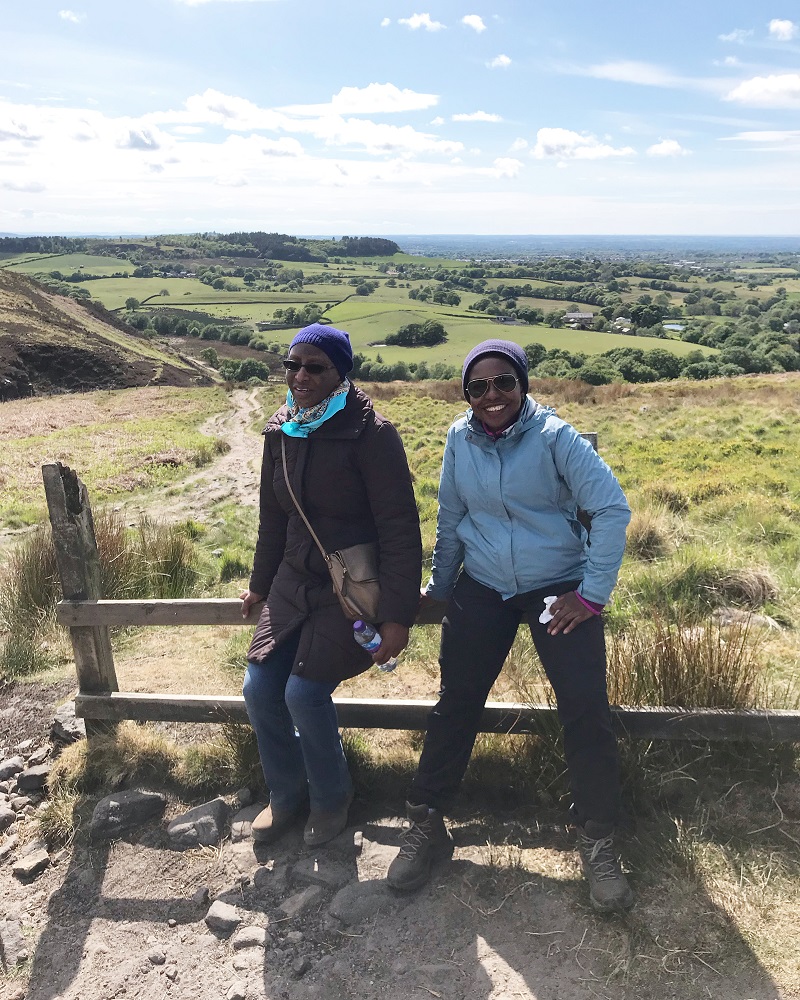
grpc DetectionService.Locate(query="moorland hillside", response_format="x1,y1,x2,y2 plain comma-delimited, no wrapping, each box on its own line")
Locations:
0,268,212,399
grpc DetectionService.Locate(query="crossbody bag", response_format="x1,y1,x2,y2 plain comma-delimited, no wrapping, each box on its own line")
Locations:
280,435,381,622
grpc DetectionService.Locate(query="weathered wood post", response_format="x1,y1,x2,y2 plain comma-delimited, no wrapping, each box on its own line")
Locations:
42,462,118,742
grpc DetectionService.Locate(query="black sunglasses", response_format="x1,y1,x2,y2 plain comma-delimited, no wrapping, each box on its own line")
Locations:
283,358,335,375
466,373,519,398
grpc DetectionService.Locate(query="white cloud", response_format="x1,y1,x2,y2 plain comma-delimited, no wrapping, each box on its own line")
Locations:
722,129,800,142
462,14,486,32
283,83,439,116
172,125,204,134
58,10,86,23
489,157,522,177
532,127,635,160
215,173,248,186
430,116,445,125
768,19,798,41
719,28,753,43
117,127,164,151
2,180,45,192
380,17,391,27
487,54,511,69
452,111,502,122
398,13,445,31
509,137,528,152
586,61,685,87
646,138,690,157
725,73,800,108
719,55,741,66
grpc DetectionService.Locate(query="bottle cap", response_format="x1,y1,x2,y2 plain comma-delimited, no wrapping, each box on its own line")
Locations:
353,620,366,631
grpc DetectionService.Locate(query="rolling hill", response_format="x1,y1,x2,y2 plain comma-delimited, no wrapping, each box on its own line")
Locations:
0,269,212,400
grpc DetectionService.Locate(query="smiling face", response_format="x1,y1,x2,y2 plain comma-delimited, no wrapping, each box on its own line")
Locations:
466,355,524,432
285,342,342,408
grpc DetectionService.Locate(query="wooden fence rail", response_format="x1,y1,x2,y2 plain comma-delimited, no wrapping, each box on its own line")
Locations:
43,462,800,746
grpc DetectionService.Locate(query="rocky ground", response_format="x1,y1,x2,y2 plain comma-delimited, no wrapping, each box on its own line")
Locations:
2,389,797,1000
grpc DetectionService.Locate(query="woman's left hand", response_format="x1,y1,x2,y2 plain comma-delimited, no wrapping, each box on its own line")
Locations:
373,621,410,664
546,591,595,636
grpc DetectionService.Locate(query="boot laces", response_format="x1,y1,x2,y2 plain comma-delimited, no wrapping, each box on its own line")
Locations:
580,834,620,881
397,818,432,861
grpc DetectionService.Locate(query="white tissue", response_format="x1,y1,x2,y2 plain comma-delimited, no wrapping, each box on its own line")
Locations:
539,595,558,624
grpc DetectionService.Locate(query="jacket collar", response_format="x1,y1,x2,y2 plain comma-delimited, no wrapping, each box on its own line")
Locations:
264,384,373,440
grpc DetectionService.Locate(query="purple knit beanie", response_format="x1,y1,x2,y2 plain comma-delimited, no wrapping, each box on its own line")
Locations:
290,323,353,379
462,339,529,401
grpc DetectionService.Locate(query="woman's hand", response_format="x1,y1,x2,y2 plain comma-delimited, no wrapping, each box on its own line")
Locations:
545,591,594,636
373,621,409,664
240,590,264,619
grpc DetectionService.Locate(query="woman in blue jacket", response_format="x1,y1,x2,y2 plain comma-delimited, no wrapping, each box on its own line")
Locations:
387,339,634,912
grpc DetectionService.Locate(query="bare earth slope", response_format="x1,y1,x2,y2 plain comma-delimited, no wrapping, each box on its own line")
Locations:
0,269,212,398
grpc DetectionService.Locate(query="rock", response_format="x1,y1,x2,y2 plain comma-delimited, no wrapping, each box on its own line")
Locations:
10,796,31,812
167,797,230,849
205,900,241,935
51,701,86,745
232,925,268,950
0,916,29,966
192,886,210,906
17,763,52,792
13,847,50,880
0,780,10,793
0,756,25,781
278,885,324,919
28,746,51,767
285,930,303,944
711,607,782,631
292,956,310,978
211,548,224,557
353,830,363,854
90,790,166,840
0,834,19,862
229,840,258,873
168,918,177,928
230,803,262,842
226,981,247,1000
0,803,15,833
234,787,253,808
328,881,394,926
15,738,35,753
164,964,178,980
292,854,353,889
149,949,166,965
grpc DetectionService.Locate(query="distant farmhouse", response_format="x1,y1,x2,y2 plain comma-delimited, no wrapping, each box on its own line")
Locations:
564,311,594,329
612,316,632,333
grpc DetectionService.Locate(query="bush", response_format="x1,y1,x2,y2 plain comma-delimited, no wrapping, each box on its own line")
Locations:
0,512,200,679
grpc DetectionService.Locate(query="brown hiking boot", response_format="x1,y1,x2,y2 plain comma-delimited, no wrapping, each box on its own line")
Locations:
577,823,634,913
251,802,304,844
303,789,354,847
387,802,453,892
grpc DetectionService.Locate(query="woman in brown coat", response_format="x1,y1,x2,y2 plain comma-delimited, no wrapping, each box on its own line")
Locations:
241,324,422,847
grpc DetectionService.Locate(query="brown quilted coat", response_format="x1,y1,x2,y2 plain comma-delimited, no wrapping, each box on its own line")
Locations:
246,385,422,683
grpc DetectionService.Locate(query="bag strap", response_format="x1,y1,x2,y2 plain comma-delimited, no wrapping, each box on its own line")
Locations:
281,435,330,563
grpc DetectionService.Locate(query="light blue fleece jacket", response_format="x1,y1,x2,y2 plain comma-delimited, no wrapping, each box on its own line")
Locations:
425,396,631,606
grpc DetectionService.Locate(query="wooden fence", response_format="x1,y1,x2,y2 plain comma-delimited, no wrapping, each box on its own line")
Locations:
42,461,800,746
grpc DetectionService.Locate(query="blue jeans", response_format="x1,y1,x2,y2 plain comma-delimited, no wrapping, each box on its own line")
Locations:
242,631,353,813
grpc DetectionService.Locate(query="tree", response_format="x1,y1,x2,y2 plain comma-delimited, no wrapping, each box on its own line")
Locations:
125,297,140,311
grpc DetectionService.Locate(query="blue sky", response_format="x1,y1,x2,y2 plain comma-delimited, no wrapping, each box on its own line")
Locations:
1,1,799,235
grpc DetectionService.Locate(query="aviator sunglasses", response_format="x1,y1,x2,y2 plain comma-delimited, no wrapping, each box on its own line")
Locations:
282,358,336,375
466,372,519,398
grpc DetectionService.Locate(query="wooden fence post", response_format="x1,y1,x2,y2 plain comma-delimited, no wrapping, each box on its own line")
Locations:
42,462,118,742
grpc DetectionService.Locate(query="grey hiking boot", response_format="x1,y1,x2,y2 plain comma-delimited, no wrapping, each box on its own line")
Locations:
387,802,453,892
577,822,634,913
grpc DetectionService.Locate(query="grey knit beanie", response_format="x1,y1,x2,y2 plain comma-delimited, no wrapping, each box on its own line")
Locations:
462,339,529,401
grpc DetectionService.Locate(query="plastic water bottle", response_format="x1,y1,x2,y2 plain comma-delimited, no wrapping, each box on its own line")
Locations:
353,620,398,672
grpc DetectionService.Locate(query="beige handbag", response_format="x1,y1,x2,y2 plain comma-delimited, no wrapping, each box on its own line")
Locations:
281,437,380,622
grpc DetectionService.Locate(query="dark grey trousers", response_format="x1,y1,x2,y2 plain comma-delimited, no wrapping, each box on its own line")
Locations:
409,573,621,827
